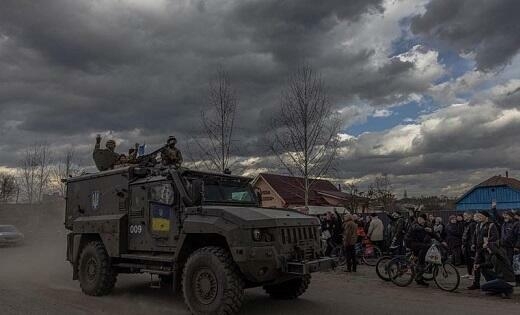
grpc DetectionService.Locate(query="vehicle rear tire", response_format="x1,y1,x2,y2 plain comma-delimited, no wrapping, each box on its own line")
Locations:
182,246,244,315
263,275,311,299
375,256,392,281
78,241,117,296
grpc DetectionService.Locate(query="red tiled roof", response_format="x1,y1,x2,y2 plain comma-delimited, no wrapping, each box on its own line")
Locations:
259,173,339,206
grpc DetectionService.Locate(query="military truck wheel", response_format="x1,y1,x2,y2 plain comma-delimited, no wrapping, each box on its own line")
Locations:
263,275,310,299
78,241,117,296
182,246,244,315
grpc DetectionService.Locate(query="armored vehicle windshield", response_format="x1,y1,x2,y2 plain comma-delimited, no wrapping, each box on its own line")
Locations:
182,170,258,206
204,179,256,204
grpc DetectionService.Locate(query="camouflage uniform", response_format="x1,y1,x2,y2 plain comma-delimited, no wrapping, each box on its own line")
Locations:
93,136,122,171
126,144,139,164
161,136,183,168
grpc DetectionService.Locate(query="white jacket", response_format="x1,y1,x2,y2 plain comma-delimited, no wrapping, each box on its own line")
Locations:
368,217,384,241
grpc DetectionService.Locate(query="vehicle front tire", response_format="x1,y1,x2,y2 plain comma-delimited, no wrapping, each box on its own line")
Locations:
78,241,117,296
182,246,244,315
263,275,310,299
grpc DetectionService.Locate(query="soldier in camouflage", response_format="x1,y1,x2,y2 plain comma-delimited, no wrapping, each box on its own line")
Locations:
161,136,183,168
126,143,139,164
93,135,122,171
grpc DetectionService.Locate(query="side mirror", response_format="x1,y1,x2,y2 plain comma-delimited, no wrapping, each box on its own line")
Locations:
191,179,204,206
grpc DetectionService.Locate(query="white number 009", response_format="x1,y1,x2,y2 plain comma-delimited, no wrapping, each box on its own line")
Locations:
129,225,143,234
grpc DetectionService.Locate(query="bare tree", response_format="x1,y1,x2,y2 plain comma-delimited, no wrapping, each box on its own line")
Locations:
269,65,342,206
372,174,395,211
344,183,362,213
0,172,18,203
18,144,52,203
197,69,238,173
51,147,82,197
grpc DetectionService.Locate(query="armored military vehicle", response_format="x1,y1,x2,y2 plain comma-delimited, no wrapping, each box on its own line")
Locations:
65,165,333,314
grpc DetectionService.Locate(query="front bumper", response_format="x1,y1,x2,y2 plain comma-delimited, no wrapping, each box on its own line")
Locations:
283,257,334,275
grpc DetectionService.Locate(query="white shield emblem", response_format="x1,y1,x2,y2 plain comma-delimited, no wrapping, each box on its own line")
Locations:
91,191,100,210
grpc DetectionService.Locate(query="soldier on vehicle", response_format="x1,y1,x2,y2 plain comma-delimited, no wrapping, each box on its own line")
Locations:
93,135,123,171
161,136,183,168
126,143,139,164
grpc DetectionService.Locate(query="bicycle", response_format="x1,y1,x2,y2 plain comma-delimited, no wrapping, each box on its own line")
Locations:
386,241,460,292
378,251,435,282
330,238,382,267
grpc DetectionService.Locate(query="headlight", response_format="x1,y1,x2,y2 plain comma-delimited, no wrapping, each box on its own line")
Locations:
252,229,262,241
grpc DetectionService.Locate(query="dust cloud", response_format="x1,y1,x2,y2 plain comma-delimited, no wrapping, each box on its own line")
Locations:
0,201,70,287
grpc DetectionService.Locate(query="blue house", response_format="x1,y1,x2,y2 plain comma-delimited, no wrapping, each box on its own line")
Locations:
456,175,520,211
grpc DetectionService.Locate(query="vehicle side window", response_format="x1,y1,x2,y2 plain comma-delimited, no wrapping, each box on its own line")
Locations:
148,183,174,205
130,187,146,217
204,184,221,201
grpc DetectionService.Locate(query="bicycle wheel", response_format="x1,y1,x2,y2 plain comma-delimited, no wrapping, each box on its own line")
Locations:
375,256,392,281
387,257,415,287
363,246,382,266
433,263,460,292
423,264,434,281
330,246,346,266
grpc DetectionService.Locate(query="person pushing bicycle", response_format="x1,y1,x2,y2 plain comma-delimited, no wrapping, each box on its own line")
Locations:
405,213,446,286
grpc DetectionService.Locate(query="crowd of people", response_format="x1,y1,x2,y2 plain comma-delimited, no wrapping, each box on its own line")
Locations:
319,208,520,298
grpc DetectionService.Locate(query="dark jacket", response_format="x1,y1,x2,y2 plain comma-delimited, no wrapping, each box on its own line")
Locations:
480,246,515,282
405,222,439,248
343,220,358,246
391,218,406,240
445,222,463,245
462,220,477,248
500,220,520,249
474,221,499,249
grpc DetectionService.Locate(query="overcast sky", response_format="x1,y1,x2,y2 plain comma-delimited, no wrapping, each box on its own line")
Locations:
1,0,519,197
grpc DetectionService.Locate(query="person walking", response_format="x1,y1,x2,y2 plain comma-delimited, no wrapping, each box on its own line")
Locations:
343,214,358,272
368,213,385,250
462,212,477,278
404,214,443,286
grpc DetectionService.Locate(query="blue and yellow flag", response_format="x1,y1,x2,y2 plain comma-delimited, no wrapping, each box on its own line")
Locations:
150,203,171,232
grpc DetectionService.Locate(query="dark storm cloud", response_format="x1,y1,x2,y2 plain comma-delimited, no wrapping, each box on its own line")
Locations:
411,0,520,71
0,1,145,70
232,0,384,64
2,0,518,198
1,0,422,168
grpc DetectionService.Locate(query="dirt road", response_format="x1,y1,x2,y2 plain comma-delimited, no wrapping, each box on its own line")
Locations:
1,205,519,315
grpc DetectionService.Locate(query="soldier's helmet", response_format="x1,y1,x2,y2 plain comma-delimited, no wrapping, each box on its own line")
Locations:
106,139,116,149
167,136,177,145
